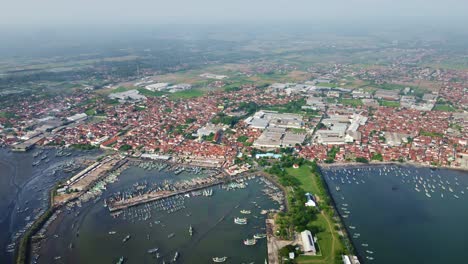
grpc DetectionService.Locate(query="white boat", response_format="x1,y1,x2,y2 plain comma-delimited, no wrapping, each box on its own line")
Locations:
244,238,257,245
147,248,159,254
116,256,125,264
253,233,267,239
234,217,247,225
213,256,228,262
122,235,131,243
240,210,251,214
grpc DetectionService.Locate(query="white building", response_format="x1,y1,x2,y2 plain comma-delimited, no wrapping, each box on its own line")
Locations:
300,230,317,254
66,113,87,122
305,192,317,207
342,255,352,264
145,83,170,91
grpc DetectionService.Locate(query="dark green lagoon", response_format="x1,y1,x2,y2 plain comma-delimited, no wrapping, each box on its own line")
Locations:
322,165,468,264
37,166,280,264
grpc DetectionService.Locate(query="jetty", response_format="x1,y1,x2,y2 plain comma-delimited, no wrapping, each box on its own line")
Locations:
108,177,235,212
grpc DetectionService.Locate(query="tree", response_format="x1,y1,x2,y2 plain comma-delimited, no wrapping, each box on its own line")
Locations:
119,144,132,151
356,157,369,163
371,153,383,161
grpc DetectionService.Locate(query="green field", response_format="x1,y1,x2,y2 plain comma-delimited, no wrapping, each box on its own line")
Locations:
85,109,96,116
339,98,363,107
379,100,400,107
169,89,205,99
286,166,320,194
286,166,345,264
433,104,456,112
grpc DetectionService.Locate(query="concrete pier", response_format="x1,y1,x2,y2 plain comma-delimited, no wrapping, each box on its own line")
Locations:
108,179,225,212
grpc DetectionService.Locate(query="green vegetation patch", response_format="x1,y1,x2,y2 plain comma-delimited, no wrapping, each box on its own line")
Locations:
338,98,363,107
85,109,97,116
119,144,132,151
316,82,337,88
433,104,456,112
420,130,444,138
376,83,408,91
169,89,205,99
70,144,98,150
286,166,320,195
371,153,383,161
266,156,348,262
211,113,240,127
0,111,16,119
379,100,400,107
263,98,307,113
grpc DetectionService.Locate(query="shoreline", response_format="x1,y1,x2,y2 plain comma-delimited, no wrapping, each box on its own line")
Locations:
319,161,468,172
315,166,358,262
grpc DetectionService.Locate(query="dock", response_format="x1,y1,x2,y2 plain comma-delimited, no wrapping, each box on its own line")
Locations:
107,179,226,212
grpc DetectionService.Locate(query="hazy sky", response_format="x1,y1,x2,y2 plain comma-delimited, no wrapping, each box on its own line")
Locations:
1,0,468,25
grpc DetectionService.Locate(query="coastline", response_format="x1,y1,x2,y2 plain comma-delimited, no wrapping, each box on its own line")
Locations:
315,165,358,262
319,160,468,172
14,150,467,264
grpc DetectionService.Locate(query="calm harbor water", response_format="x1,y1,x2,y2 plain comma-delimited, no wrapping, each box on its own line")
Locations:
322,165,468,264
37,166,279,264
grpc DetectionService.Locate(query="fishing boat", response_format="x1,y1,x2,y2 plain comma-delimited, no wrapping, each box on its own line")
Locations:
336,186,340,191
234,217,247,225
116,256,125,264
253,233,267,239
147,248,159,254
168,233,175,238
240,210,251,214
109,231,116,235
122,235,131,243
173,251,179,262
425,192,431,198
213,256,228,262
244,238,257,246
189,225,193,236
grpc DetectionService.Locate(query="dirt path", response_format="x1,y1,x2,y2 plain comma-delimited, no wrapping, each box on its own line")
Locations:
322,211,336,262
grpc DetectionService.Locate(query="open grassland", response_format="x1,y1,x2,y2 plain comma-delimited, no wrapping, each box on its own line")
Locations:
379,100,400,107
433,104,456,112
339,98,363,107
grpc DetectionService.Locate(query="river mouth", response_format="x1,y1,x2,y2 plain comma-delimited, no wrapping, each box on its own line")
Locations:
35,165,282,264
322,164,468,264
